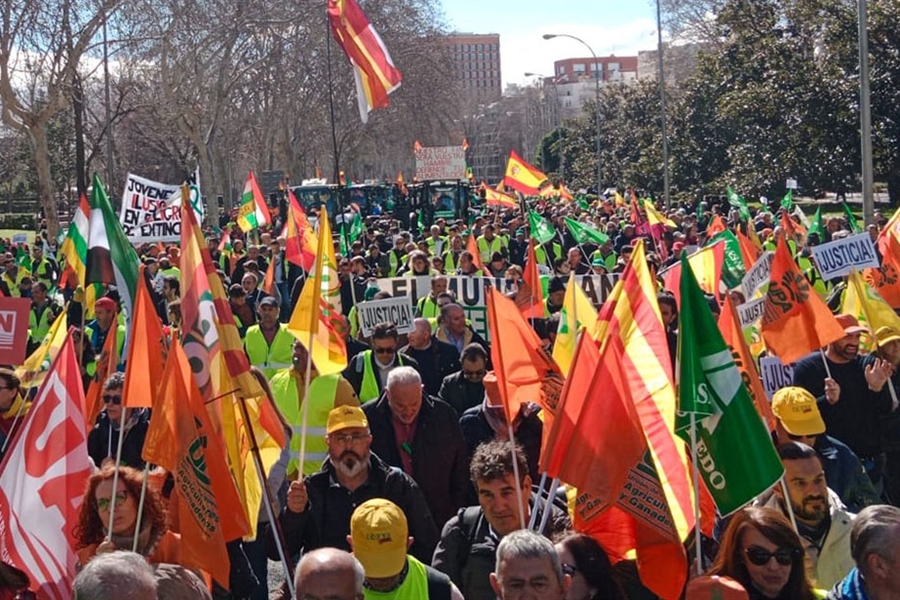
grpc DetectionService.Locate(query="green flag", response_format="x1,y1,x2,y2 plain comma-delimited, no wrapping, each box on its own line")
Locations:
780,189,794,212
339,223,349,256
727,186,750,222
842,201,862,233
528,211,557,244
417,210,425,234
709,230,745,289
350,213,364,241
807,205,825,239
676,253,784,515
15,246,32,271
576,196,590,211
564,217,608,245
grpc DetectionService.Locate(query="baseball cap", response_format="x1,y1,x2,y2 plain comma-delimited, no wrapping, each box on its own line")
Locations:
835,313,867,335
684,575,748,600
771,386,826,437
94,296,117,312
350,499,408,578
258,296,278,308
326,405,368,435
875,325,900,346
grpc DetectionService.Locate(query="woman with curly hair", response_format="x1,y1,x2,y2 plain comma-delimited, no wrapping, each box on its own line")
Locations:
73,464,180,567
707,506,818,600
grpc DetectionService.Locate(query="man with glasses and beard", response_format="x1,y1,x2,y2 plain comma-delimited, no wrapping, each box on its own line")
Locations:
345,322,419,404
269,405,438,568
760,442,857,589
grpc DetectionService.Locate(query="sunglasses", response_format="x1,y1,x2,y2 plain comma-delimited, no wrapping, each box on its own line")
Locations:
102,394,122,405
96,490,128,511
374,347,397,355
744,545,799,567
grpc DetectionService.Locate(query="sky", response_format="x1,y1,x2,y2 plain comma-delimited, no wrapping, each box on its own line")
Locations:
440,0,662,88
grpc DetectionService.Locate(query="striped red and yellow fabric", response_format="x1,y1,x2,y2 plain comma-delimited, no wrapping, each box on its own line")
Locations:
482,184,518,208
327,0,402,123
503,150,548,196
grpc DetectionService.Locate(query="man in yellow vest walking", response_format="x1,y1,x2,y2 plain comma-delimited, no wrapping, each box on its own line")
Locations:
269,339,359,479
244,296,295,380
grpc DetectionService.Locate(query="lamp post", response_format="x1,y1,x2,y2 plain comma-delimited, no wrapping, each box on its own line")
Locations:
524,72,564,178
858,0,874,225
543,33,602,195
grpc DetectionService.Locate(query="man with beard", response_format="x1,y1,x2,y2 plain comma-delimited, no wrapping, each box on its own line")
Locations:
762,442,856,589
792,314,894,493
269,405,439,568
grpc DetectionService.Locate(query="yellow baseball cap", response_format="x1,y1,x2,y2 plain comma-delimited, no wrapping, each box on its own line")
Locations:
326,406,368,435
876,326,900,346
771,386,826,437
350,498,408,578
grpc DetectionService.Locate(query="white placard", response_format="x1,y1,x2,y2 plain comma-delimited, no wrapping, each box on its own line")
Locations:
119,173,203,242
737,297,766,329
810,232,879,280
759,356,795,400
356,297,416,338
741,251,774,299
414,146,467,180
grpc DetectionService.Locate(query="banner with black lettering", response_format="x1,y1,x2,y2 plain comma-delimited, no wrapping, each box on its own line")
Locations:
357,297,415,337
758,356,795,400
810,232,879,280
119,173,203,243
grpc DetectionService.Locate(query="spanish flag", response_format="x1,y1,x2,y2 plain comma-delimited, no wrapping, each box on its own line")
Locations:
328,0,402,123
482,183,518,208
551,272,598,376
503,150,548,196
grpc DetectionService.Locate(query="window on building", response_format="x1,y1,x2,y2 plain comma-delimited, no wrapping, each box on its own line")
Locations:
573,63,586,73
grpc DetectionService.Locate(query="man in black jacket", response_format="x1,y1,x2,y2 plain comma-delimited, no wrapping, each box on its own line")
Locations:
400,318,460,397
363,366,469,529
439,343,488,416
269,405,438,565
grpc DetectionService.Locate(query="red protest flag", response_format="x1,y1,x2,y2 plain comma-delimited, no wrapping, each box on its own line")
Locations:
0,334,93,598
865,232,900,309
261,255,277,297
516,240,545,319
706,214,726,237
736,228,762,270
83,309,120,434
465,230,484,272
284,189,317,271
659,241,724,307
122,266,165,409
503,150,548,196
761,235,846,363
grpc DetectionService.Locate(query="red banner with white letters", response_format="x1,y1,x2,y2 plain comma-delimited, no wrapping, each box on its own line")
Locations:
0,296,29,365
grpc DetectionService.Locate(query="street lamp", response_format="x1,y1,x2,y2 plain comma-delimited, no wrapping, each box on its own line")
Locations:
524,72,564,179
543,33,602,195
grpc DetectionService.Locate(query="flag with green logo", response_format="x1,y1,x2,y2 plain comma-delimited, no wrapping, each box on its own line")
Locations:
780,189,794,212
676,253,783,515
727,186,750,222
576,196,590,211
528,211,557,244
842,201,862,233
350,212,364,241
709,230,745,290
807,205,825,239
564,217,608,245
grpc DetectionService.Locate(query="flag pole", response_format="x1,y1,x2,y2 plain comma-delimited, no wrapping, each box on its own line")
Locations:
236,393,296,600
527,473,546,530
325,10,341,184
689,412,703,571
132,462,152,552
537,477,560,534
297,333,315,479
780,476,799,533
819,348,833,379
506,423,527,531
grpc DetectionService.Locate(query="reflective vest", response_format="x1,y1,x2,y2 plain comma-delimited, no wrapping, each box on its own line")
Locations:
476,236,506,264
442,250,463,273
244,324,295,379
28,302,56,343
160,266,181,280
270,369,339,477
798,255,828,299
416,296,440,319
534,243,562,268
356,350,406,404
590,248,617,271
363,556,429,600
425,236,445,257
32,257,56,287
389,250,406,277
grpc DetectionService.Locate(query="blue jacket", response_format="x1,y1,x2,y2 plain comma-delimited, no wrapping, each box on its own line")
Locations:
826,569,870,600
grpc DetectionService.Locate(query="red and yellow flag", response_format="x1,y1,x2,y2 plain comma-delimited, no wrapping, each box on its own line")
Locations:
122,266,165,409
142,337,241,588
866,232,900,308
288,206,347,375
660,241,724,307
482,183,518,209
327,0,402,123
761,235,846,363
284,189,318,272
736,229,762,270
503,150,548,196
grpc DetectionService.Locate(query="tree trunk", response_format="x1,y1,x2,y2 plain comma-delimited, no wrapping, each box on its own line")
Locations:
30,122,61,239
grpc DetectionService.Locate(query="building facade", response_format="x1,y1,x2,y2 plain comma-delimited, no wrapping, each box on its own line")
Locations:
442,33,502,103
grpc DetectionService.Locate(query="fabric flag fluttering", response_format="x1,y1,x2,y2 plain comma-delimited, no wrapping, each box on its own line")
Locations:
86,173,140,318
284,189,318,271
676,253,783,515
761,235,846,364
237,171,272,232
842,201,862,233
122,266,165,409
59,192,90,291
807,205,825,239
465,231,484,272
564,217,609,245
327,0,403,123
515,240,545,320
528,210,557,245
659,241,725,308
504,151,548,196
552,272,598,377
482,183,518,208
288,205,348,375
842,269,900,353
865,232,900,309
0,334,93,599
13,310,66,390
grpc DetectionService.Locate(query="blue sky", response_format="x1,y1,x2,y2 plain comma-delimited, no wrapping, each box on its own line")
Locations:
440,0,662,87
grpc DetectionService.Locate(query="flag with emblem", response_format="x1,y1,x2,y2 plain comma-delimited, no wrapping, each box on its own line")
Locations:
237,171,272,232
528,211,557,245
504,150,548,196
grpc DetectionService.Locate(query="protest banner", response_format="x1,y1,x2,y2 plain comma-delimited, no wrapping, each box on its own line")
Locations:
375,274,618,340
119,173,203,243
357,296,415,337
811,232,880,280
737,297,765,329
414,146,467,180
759,355,795,400
0,297,30,365
0,229,35,246
742,251,774,298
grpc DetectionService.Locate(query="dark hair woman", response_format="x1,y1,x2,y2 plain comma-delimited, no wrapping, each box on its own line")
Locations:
554,532,626,600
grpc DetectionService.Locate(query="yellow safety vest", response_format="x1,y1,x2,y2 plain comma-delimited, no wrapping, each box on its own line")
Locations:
160,266,181,280
416,296,440,319
270,369,339,477
425,236,446,257
476,236,505,264
389,251,406,277
32,257,55,287
357,350,405,404
442,250,462,273
244,324,295,379
362,556,429,600
28,303,56,343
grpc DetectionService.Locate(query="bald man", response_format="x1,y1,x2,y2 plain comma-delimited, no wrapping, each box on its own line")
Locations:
294,548,365,600
400,318,460,396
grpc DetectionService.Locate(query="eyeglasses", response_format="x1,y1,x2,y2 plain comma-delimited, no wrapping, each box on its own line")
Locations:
743,545,799,567
561,563,579,576
96,490,128,511
329,433,369,445
102,394,122,405
373,347,397,355
463,369,487,379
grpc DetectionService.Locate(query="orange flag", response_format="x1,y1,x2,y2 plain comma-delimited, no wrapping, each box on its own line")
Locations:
465,230,483,272
516,241,544,319
143,338,249,587
706,214,726,237
486,287,560,424
736,229,762,270
261,255,276,297
83,313,119,434
761,235,846,363
284,189,317,271
122,267,165,409
719,294,777,432
865,232,900,308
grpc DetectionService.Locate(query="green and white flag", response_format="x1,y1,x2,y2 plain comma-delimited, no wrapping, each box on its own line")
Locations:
780,189,794,212
349,212,364,241
86,173,141,317
564,217,609,245
808,205,825,238
676,253,783,515
842,201,862,233
709,230,745,290
727,186,750,222
528,210,557,245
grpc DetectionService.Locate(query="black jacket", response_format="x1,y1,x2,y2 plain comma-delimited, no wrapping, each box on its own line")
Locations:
268,453,438,564
363,395,469,529
459,405,544,485
400,338,461,397
343,351,420,401
438,371,485,417
87,410,149,470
